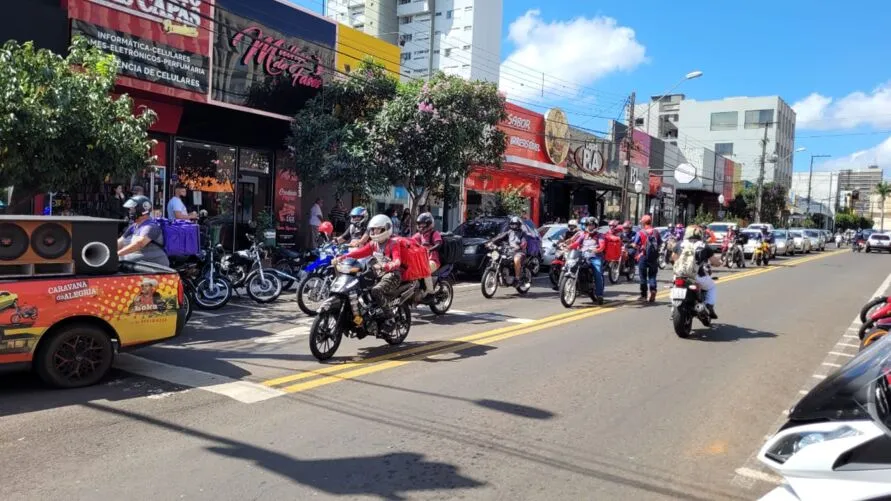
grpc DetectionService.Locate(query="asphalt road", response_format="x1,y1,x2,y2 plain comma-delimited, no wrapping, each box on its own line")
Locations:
1,247,888,500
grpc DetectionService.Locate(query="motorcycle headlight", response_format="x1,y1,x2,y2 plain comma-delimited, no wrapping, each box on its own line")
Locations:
764,425,862,464
336,262,360,274
464,245,478,255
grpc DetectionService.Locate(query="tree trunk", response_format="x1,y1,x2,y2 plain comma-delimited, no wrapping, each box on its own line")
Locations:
407,189,429,235
882,196,886,231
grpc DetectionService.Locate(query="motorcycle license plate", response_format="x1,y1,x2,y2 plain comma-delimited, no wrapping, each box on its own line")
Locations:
670,287,688,301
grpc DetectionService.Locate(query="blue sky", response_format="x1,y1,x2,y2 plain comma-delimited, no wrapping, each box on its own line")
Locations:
288,0,891,175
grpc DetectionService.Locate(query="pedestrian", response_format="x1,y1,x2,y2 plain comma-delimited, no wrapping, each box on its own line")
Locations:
130,185,145,197
328,198,348,234
167,184,197,221
388,207,402,235
309,198,323,248
633,214,661,303
400,208,412,236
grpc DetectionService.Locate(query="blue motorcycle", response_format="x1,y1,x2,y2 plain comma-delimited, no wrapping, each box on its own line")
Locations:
296,243,348,316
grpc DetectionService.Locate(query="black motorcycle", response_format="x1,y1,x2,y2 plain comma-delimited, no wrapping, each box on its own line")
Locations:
220,234,295,303
170,243,232,318
669,276,711,338
480,244,533,298
308,256,415,361
271,246,313,291
558,249,600,307
620,243,637,281
722,235,746,269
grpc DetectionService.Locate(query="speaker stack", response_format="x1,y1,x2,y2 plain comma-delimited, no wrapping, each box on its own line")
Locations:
0,216,120,278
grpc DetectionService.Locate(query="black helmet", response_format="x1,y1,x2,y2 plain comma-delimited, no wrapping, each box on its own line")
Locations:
123,195,153,218
416,212,434,231
508,216,522,231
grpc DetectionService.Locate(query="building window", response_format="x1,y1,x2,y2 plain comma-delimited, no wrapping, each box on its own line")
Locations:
444,48,452,57
398,0,410,4
463,45,471,50
399,16,411,24
446,9,453,18
709,111,738,131
634,118,644,126
464,25,472,30
402,33,413,42
435,11,442,16
715,143,733,156
400,52,411,62
433,49,440,54
414,49,429,58
465,6,472,10
745,109,775,128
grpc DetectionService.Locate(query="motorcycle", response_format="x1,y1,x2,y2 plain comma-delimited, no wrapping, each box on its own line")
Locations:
658,237,676,270
722,237,746,269
620,243,637,281
308,256,415,361
220,234,294,303
669,276,712,338
415,263,455,315
558,249,600,308
752,239,771,266
757,335,891,501
170,243,232,315
853,239,865,252
270,246,313,290
480,244,533,298
549,249,565,288
296,243,348,316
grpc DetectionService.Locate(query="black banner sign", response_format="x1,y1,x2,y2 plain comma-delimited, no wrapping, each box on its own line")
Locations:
72,19,209,94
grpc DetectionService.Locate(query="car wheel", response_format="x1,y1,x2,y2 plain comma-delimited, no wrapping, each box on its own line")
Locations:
35,323,114,388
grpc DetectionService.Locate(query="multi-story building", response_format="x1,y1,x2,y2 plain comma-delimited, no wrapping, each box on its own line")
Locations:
634,95,797,188
836,168,884,216
325,0,502,82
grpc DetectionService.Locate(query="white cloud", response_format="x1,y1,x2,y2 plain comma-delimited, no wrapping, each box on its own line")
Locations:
814,135,891,172
499,10,647,102
793,82,891,130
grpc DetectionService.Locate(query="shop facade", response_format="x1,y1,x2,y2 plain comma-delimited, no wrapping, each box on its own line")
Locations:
464,103,568,226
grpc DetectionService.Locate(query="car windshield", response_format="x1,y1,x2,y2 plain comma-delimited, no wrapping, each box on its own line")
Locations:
790,231,802,237
709,224,730,232
543,226,567,240
742,231,760,239
454,220,503,238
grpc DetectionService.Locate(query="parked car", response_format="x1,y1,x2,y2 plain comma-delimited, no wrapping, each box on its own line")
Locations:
746,223,775,234
866,232,891,253
789,230,812,254
804,229,825,251
772,229,794,256
741,230,776,257
453,217,542,275
539,224,569,266
707,222,734,250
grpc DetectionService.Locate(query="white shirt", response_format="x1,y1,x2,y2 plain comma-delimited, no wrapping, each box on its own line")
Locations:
310,203,323,226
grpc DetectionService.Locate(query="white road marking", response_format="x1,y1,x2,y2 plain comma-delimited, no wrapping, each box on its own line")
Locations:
822,362,842,368
733,468,783,485
843,334,859,340
115,354,285,404
829,351,855,358
798,390,808,395
812,374,827,380
506,318,535,324
837,342,861,348
448,309,472,315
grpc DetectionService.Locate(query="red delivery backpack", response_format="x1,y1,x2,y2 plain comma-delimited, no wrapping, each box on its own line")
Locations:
390,238,431,282
604,233,623,262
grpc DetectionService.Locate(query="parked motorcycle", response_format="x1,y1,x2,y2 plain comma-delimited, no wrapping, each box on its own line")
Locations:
558,250,600,308
757,336,891,500
271,246,313,290
669,276,712,338
171,243,232,314
308,256,415,361
220,234,293,303
296,243,348,316
480,244,533,298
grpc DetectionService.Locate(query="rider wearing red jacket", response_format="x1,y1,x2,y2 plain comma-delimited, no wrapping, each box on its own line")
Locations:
336,214,404,318
412,212,442,301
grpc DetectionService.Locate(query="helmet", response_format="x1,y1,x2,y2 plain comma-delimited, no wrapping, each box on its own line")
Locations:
508,216,522,231
319,221,334,235
611,225,622,235
622,220,632,230
684,225,703,241
416,212,434,232
367,214,392,244
349,207,368,225
585,216,599,233
608,219,618,228
640,215,652,226
123,195,153,218
567,219,578,230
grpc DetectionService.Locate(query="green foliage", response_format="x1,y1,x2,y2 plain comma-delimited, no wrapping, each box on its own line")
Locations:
859,215,875,230
801,218,816,228
253,209,276,240
488,187,527,217
835,212,857,231
0,37,156,201
692,206,714,225
728,183,787,225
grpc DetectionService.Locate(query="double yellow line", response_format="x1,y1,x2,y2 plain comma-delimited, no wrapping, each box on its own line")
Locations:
262,249,846,394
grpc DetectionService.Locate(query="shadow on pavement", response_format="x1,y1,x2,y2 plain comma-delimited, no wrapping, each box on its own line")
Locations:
693,324,778,342
85,402,484,500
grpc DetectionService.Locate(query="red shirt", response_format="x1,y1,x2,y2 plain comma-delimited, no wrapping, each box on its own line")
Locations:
412,231,443,266
344,239,403,273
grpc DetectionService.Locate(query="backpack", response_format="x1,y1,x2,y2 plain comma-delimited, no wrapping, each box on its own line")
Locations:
639,229,660,264
158,219,200,257
438,234,463,265
673,241,699,278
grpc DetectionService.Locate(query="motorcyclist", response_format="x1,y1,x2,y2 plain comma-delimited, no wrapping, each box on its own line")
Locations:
569,216,605,305
620,220,636,261
632,215,661,302
412,212,442,302
672,223,685,240
335,214,404,320
335,207,370,247
558,219,580,246
676,225,720,319
118,195,170,267
487,216,528,284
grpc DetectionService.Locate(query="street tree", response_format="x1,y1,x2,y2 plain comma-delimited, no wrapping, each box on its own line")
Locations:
287,60,398,200
875,181,891,231
734,183,787,225
367,72,507,231
0,37,156,210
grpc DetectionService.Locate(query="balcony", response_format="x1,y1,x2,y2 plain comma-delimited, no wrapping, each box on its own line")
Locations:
397,0,431,17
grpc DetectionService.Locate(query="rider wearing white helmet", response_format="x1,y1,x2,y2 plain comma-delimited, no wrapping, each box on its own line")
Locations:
336,214,403,317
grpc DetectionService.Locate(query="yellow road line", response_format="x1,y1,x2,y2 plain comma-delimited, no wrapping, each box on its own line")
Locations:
264,249,846,391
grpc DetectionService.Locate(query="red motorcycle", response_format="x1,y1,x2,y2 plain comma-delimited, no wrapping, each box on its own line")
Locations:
858,296,891,350
549,250,565,288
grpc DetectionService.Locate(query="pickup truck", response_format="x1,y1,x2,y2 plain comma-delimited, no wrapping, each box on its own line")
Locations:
0,261,187,388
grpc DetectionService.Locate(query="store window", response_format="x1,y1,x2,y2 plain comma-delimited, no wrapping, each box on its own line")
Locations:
236,148,273,248
174,140,236,247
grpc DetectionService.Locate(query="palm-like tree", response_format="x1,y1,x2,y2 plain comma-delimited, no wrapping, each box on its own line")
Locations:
875,181,891,231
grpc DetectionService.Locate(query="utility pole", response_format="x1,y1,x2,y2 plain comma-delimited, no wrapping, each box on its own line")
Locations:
806,154,831,216
427,0,435,80
621,92,636,219
754,124,770,223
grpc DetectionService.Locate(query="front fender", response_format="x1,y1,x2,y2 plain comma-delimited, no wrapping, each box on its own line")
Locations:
319,296,343,313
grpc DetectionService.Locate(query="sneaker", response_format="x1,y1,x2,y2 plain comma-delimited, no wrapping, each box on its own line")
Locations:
707,305,718,319
595,296,605,305
638,294,647,302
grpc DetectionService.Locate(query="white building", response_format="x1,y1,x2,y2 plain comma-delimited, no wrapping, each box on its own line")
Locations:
325,0,502,82
634,95,797,188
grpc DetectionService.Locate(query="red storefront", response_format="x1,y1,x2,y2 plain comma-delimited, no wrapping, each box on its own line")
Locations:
464,103,567,226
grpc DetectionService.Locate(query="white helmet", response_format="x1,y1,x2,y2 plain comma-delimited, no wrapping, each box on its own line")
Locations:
367,214,393,244
567,219,578,229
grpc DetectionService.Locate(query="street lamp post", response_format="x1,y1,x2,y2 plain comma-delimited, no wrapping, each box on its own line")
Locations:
806,154,832,215
643,71,703,137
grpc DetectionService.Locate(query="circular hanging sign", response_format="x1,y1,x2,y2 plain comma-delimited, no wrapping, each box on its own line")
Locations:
674,163,696,184
718,194,726,205
544,108,570,165
634,180,644,194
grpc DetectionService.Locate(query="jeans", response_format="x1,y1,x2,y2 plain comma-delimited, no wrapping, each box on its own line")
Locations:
695,274,717,306
588,256,604,297
638,259,658,295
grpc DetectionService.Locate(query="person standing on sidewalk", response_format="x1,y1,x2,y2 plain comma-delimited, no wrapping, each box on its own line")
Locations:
329,198,347,235
633,214,661,302
308,198,323,248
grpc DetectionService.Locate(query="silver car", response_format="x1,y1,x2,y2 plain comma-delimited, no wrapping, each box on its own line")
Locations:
539,224,569,266
773,229,794,256
789,230,812,253
804,229,825,251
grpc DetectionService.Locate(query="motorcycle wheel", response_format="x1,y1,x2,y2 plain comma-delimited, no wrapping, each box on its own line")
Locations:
763,255,770,266
672,309,693,339
516,269,532,295
658,253,667,270
481,270,498,298
429,280,453,315
860,296,887,323
309,311,343,361
548,265,561,287
297,275,330,316
193,277,232,310
626,262,636,282
559,277,577,308
608,262,620,284
386,304,412,346
860,328,888,351
274,262,296,290
528,256,541,276
247,272,282,304
182,291,193,324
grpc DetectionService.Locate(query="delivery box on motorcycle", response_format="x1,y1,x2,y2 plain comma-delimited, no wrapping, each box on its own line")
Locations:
438,235,463,265
392,238,432,282
604,234,623,262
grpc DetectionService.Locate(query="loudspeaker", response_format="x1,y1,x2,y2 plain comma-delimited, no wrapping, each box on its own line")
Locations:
0,216,120,277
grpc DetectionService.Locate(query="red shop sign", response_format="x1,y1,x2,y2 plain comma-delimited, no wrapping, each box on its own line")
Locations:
500,103,549,166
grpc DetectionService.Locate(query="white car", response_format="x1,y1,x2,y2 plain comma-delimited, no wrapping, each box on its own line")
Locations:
789,230,812,253
804,229,825,251
707,222,734,250
866,233,891,253
538,224,569,266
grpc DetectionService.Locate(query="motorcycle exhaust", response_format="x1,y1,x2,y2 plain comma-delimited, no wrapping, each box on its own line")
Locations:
694,303,708,316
